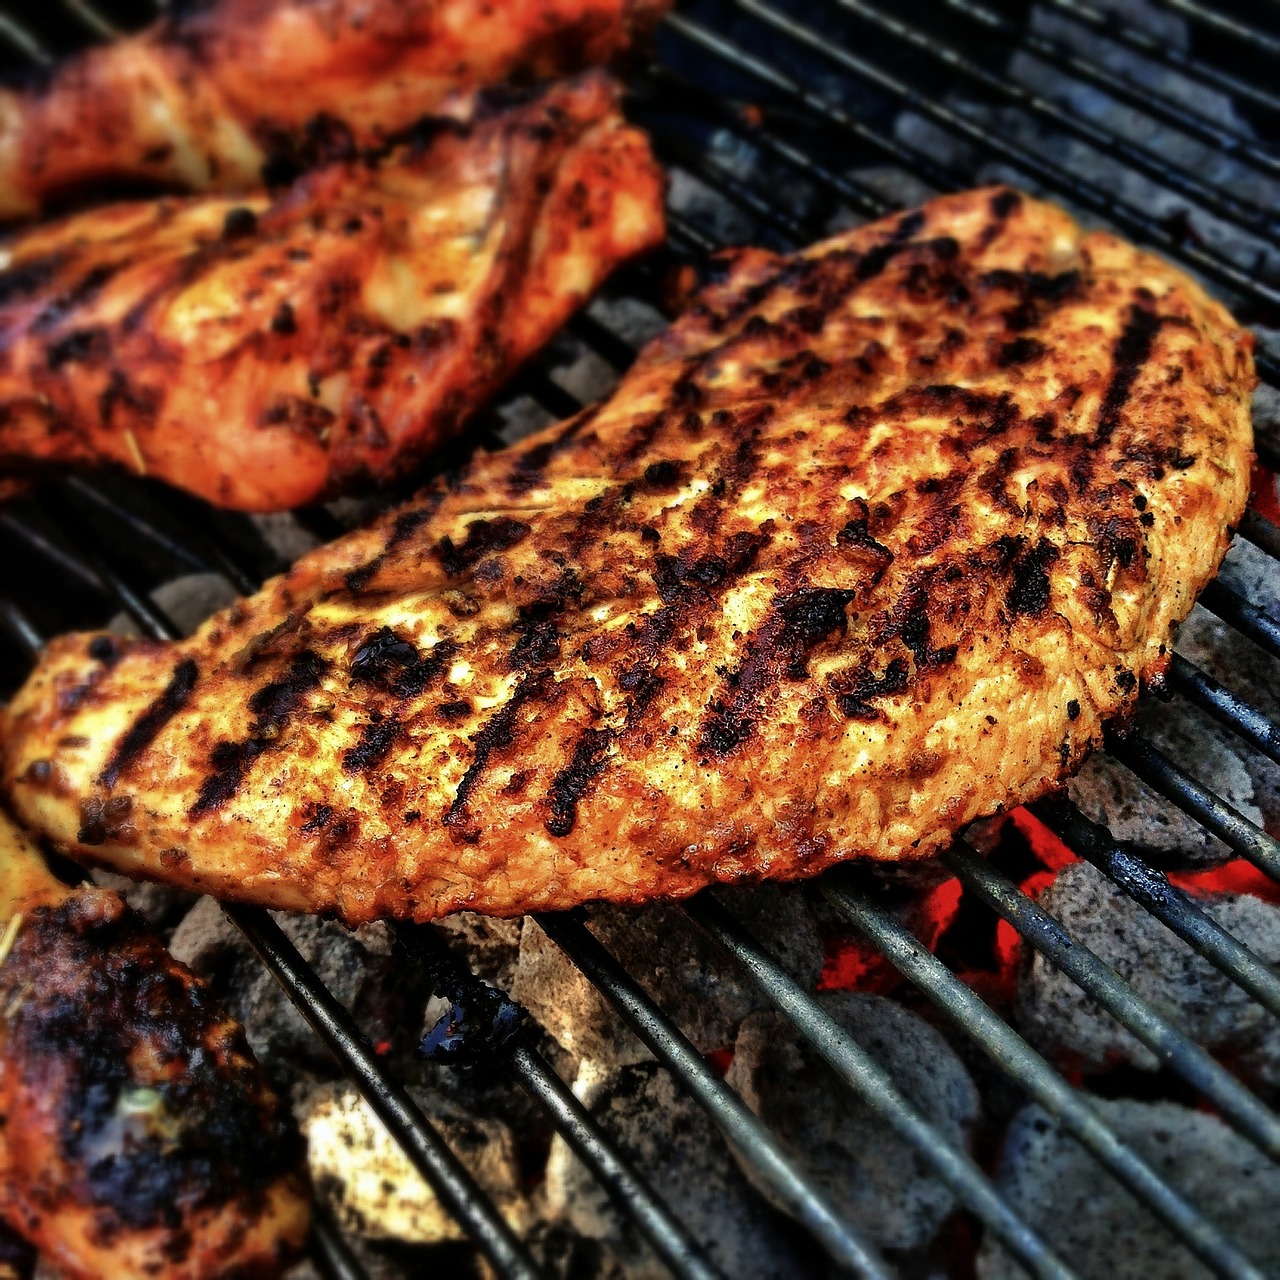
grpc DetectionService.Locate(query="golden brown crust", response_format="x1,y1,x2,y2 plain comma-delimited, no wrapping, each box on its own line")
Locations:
0,0,671,221
2,188,1255,922
0,72,664,511
0,811,310,1279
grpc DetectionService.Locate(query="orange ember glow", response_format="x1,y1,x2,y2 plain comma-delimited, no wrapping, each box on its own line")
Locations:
1251,462,1280,527
820,877,963,995
1169,860,1280,905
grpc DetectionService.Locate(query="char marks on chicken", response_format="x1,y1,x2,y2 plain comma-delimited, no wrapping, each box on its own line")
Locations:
0,72,665,509
0,811,310,1279
1,188,1254,922
0,0,670,222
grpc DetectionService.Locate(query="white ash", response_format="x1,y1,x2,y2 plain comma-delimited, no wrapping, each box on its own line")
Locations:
169,897,405,1074
1016,860,1280,1090
726,991,980,1253
1066,736,1252,871
510,887,824,1068
298,1082,527,1246
979,1098,1280,1279
542,1060,812,1280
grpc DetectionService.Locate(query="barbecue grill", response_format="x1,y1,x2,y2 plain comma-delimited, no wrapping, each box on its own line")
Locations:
1,2,1279,1277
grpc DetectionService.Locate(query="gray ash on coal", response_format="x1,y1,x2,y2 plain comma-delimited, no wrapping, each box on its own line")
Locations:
1015,861,1280,1093
979,1099,1280,1279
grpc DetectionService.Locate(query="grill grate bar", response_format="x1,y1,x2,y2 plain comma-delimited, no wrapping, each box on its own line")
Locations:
227,905,542,1280
832,0,1280,239
6,506,544,1278
311,1205,372,1280
1239,510,1280,563
636,65,895,221
1032,796,1280,1022
1040,0,1280,117
395,921,726,1280
59,0,119,39
939,0,1280,182
717,0,1280,318
663,12,957,193
1166,652,1280,768
681,895,1076,1280
1159,0,1280,57
1106,732,1280,881
1197,580,1280,661
820,873,1268,1280
942,840,1280,1164
534,911,895,1280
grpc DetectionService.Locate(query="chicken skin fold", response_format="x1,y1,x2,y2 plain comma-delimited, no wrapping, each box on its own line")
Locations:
0,72,665,510
0,809,310,1278
0,0,670,222
1,188,1254,922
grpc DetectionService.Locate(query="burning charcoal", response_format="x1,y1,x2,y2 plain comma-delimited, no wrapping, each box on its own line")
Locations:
1176,599,1280,838
298,1083,528,1246
978,1099,1280,1279
543,1061,813,1279
1068,752,1237,867
511,887,824,1067
169,897,407,1072
1015,861,1280,1090
726,992,980,1253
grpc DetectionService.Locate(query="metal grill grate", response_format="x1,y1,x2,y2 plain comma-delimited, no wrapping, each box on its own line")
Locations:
1,2,1279,1277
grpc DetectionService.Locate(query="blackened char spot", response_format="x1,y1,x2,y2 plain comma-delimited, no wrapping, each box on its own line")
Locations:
445,670,551,826
31,263,118,333
189,651,328,818
1096,304,1162,443
833,658,911,720
1007,538,1062,616
0,895,301,1231
350,627,455,699
46,326,111,370
544,727,613,837
997,337,1045,367
701,588,855,755
342,716,401,774
99,659,198,788
436,516,531,576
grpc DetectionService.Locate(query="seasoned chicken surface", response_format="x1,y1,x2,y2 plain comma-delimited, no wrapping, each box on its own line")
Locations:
0,0,668,222
0,811,310,1278
0,73,664,510
2,189,1254,922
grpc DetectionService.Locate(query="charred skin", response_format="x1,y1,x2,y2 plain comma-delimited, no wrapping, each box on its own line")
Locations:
2,188,1255,923
0,72,665,511
0,0,670,222
0,812,310,1278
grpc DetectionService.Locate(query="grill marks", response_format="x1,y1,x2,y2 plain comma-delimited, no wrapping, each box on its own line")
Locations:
1096,302,1163,444
445,670,551,830
435,515,531,576
99,658,198,788
701,587,855,756
190,650,329,818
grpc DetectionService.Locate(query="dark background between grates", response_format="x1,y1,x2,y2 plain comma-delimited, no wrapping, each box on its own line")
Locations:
1,2,1279,1277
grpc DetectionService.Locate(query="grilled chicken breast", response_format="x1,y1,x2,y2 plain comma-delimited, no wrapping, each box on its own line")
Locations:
0,72,664,510
0,810,310,1277
0,0,668,222
1,188,1254,922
